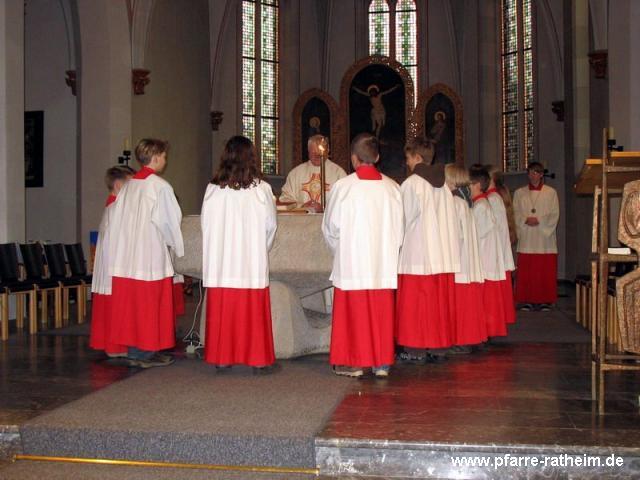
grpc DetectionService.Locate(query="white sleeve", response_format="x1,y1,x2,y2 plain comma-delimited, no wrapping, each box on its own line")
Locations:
473,203,496,239
540,188,560,237
322,183,341,254
401,181,421,234
263,184,278,251
152,186,184,258
279,169,299,203
513,189,527,240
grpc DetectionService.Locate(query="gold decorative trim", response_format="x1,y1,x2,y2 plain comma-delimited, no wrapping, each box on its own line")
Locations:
291,88,345,171
414,82,465,167
338,55,417,169
14,455,319,475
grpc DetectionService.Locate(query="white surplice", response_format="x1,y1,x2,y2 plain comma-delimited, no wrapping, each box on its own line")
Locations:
452,196,484,284
201,180,277,289
107,173,184,281
472,197,506,281
487,191,516,271
322,171,403,290
279,160,347,205
399,174,460,275
513,184,560,254
91,199,116,294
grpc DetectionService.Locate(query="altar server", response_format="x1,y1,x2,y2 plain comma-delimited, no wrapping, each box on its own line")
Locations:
469,165,507,337
513,162,560,311
396,139,460,352
201,135,277,371
485,165,516,325
444,164,487,347
108,138,184,367
322,133,403,378
280,135,347,209
90,165,134,357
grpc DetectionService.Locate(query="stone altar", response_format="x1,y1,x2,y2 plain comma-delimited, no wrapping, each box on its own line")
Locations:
174,213,334,359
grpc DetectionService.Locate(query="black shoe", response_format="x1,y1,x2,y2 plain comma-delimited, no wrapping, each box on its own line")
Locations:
253,364,278,375
447,345,473,355
426,352,447,363
131,354,175,369
396,351,428,365
539,303,552,312
519,303,533,311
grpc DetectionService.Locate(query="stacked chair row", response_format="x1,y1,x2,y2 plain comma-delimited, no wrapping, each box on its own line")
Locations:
575,274,623,351
0,243,92,341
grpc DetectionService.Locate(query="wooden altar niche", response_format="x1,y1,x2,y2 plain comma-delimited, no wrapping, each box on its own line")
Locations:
415,83,464,166
291,88,345,171
339,56,416,181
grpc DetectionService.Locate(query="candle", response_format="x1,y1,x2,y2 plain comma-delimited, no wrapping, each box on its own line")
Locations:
124,137,130,151
609,127,615,139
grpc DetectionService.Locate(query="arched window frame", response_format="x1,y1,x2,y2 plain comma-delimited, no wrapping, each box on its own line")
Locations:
368,0,419,103
501,0,537,172
241,0,280,174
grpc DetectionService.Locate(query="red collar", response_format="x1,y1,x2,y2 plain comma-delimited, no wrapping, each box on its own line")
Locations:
528,182,543,191
105,194,116,207
133,166,155,179
356,164,382,180
472,193,488,202
486,187,498,195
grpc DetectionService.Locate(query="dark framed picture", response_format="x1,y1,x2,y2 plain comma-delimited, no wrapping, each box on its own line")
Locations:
416,83,465,166
424,93,455,164
25,111,44,188
300,97,331,162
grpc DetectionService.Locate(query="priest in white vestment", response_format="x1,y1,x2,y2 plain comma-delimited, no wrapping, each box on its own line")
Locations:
279,135,347,209
513,162,559,311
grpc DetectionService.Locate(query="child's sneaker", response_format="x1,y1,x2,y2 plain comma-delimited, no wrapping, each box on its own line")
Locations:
333,366,364,378
373,365,390,378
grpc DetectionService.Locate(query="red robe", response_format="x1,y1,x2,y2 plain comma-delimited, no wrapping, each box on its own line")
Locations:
90,195,127,355
109,167,177,351
327,165,400,367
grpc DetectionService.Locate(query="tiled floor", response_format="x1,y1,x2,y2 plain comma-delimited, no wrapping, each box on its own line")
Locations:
2,288,640,478
319,342,640,448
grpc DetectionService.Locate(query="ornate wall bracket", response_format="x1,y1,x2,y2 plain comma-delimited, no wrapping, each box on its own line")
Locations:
588,50,608,79
132,68,151,95
65,70,77,96
551,101,564,122
210,111,224,131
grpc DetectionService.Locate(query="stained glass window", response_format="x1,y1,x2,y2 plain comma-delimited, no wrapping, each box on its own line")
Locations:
369,0,390,56
242,0,279,174
368,1,418,105
501,0,535,172
395,0,417,101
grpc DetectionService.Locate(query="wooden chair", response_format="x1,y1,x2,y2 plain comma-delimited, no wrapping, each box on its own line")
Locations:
0,243,38,336
44,244,85,324
20,243,62,330
64,244,93,323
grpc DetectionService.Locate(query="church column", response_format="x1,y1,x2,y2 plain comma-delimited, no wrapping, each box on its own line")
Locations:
0,0,25,243
76,0,131,250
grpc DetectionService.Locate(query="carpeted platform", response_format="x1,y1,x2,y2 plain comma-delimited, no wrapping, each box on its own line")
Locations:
19,356,350,469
